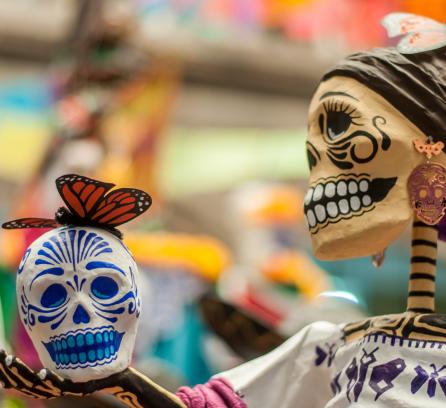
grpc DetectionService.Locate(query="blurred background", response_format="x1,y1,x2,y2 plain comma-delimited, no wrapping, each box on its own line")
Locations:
0,0,445,406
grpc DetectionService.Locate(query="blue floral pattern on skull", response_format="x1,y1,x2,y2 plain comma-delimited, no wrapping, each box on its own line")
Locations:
17,226,141,382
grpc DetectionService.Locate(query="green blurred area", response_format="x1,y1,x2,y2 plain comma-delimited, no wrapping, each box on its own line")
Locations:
0,266,16,341
159,127,308,198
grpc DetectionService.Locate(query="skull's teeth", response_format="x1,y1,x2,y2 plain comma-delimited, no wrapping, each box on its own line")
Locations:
304,178,372,228
44,328,123,368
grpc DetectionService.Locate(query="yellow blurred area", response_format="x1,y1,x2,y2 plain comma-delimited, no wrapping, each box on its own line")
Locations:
0,117,51,182
97,67,179,199
124,233,232,281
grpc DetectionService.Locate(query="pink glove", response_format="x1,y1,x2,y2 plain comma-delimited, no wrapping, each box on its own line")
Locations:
177,378,247,408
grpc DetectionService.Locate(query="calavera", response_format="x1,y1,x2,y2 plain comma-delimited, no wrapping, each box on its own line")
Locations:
16,226,141,382
305,76,428,259
408,163,446,225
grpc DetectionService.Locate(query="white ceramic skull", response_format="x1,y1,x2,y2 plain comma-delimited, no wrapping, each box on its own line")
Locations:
16,226,141,382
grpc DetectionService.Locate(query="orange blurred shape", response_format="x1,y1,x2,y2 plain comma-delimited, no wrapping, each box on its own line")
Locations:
263,250,330,299
124,233,232,282
264,0,314,25
403,0,446,22
1,228,50,270
248,186,303,225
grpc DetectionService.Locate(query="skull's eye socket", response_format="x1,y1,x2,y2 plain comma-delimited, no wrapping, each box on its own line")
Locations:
322,101,361,141
326,111,351,140
419,188,428,199
91,276,119,300
435,188,443,198
41,284,67,309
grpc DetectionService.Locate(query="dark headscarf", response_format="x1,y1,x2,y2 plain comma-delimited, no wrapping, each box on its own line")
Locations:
322,47,446,144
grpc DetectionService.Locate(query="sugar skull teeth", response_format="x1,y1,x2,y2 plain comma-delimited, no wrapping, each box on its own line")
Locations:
43,326,124,368
304,175,397,232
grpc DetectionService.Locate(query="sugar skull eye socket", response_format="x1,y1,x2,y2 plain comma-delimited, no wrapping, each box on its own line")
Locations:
435,188,443,198
419,188,428,199
91,276,119,300
326,111,352,140
321,101,362,141
41,284,68,309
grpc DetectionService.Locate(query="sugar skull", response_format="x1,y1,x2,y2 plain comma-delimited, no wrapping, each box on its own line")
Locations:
16,226,141,382
408,163,446,225
304,47,446,260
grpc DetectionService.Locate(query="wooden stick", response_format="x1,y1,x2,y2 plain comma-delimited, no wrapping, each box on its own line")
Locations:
101,367,187,408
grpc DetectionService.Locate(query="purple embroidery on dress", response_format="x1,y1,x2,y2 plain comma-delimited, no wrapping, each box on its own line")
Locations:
331,371,342,395
343,347,405,402
314,343,338,367
353,347,378,402
345,357,358,402
369,358,406,401
411,364,446,398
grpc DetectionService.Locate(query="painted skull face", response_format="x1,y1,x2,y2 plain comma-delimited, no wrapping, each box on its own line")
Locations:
408,163,446,225
17,227,141,382
306,76,428,259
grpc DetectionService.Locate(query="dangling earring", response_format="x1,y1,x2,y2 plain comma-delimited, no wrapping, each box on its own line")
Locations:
408,136,446,225
371,248,386,269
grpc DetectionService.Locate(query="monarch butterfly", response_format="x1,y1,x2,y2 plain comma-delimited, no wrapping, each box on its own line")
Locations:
2,174,152,238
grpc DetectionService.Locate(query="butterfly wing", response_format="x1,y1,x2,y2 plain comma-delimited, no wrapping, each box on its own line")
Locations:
2,218,58,229
397,30,446,54
90,188,152,226
382,12,445,38
56,174,115,219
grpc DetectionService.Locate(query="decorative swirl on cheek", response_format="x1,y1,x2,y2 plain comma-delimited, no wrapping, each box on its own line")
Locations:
128,301,135,314
325,115,392,170
28,311,35,327
346,130,379,164
18,249,31,274
373,116,391,151
20,287,69,330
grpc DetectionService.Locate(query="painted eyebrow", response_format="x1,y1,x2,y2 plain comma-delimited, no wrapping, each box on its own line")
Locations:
86,261,126,276
319,91,359,101
30,267,64,289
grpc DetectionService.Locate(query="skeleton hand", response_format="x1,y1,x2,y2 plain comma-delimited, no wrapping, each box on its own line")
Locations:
0,350,185,407
0,349,96,399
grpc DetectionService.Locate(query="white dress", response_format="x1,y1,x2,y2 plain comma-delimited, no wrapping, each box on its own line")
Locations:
219,321,446,407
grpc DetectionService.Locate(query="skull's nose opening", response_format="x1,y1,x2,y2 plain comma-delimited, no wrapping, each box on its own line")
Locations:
73,304,90,324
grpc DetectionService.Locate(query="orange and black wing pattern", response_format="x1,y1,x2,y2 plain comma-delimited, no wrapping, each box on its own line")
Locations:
2,218,59,229
90,188,152,226
2,174,151,231
57,174,152,227
56,174,115,219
